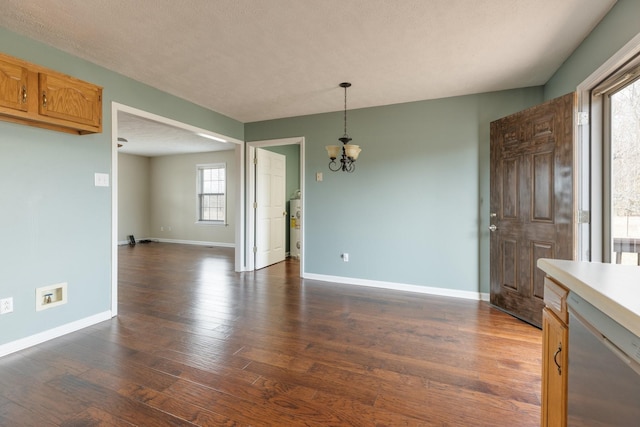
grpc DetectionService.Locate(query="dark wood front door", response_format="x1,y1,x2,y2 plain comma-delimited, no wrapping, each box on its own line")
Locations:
490,93,575,327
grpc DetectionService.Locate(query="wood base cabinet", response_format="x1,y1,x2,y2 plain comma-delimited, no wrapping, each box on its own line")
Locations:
541,278,569,426
0,52,102,135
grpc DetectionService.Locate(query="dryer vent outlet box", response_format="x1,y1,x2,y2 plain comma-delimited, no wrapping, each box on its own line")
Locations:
36,283,68,311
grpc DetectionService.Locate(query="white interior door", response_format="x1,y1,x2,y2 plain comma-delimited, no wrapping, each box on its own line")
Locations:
255,148,286,269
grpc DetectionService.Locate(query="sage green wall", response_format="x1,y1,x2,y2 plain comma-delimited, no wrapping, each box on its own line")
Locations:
149,150,236,245
0,27,243,346
246,88,544,293
118,153,151,242
545,0,640,100
263,144,301,253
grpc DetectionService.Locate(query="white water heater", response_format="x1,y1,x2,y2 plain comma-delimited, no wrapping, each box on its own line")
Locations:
290,198,301,259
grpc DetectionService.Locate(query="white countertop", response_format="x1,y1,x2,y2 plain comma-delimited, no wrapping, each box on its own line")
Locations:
537,259,640,338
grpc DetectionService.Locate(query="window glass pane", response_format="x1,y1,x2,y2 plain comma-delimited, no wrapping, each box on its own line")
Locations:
610,78,640,265
198,166,226,222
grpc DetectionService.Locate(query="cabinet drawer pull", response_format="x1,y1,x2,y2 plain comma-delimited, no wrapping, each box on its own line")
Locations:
22,85,27,103
553,343,562,375
42,91,47,108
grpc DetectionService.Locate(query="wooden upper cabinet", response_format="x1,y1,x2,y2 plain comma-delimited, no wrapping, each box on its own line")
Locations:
0,57,29,112
0,52,102,135
39,72,102,129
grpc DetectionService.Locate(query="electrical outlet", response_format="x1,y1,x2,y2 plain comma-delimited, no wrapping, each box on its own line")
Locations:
342,253,349,262
0,297,14,314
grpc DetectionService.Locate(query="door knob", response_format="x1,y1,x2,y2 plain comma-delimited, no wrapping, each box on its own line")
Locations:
489,225,497,232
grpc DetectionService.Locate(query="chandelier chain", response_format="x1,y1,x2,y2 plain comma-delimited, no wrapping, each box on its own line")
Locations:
343,84,348,137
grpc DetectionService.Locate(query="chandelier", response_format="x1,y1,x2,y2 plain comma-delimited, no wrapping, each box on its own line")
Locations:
326,82,361,172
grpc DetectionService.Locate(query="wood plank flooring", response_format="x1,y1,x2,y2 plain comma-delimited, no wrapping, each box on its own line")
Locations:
0,243,542,426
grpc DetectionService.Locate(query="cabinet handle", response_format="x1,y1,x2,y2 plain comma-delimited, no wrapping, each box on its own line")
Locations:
42,91,47,108
22,85,27,103
553,342,562,375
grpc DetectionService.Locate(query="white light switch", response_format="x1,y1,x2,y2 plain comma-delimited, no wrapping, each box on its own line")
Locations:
94,173,110,187
316,172,323,182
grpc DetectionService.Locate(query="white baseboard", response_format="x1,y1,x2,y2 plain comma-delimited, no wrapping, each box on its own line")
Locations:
118,238,235,248
118,236,154,246
0,311,112,358
303,273,490,301
154,238,235,248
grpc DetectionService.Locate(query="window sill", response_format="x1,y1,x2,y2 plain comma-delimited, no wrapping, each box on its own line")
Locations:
195,221,227,226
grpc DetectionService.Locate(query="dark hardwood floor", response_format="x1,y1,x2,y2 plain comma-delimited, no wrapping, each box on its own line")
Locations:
0,243,542,426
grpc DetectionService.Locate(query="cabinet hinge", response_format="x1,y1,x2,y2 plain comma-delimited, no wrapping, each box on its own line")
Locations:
253,246,257,253
577,112,589,126
253,157,257,165
253,202,257,209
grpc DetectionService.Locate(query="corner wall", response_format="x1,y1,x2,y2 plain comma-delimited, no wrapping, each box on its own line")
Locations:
118,153,151,242
545,0,640,99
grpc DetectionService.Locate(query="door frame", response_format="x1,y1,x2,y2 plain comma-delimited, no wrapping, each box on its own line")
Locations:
246,137,305,274
110,102,246,317
576,31,640,262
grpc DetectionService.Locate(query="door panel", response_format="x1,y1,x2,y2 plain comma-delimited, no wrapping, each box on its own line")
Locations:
0,58,29,112
490,92,575,327
533,151,554,220
255,148,286,269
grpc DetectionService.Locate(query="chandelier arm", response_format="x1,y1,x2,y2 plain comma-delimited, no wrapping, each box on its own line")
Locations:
345,162,355,173
329,159,341,172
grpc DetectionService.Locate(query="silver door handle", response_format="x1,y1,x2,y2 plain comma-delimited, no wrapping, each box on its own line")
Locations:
489,225,497,232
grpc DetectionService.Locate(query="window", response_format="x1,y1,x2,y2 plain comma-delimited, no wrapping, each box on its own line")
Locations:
608,74,640,265
197,163,226,223
591,56,640,264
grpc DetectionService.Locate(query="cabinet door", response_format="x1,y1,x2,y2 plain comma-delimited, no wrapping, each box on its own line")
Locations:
542,308,568,427
39,72,102,129
0,58,29,112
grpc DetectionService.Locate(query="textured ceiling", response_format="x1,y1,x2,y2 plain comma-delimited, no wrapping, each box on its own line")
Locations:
117,112,232,156
0,0,616,125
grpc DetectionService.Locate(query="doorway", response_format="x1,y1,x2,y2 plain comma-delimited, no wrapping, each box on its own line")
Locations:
110,103,245,316
246,137,304,275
